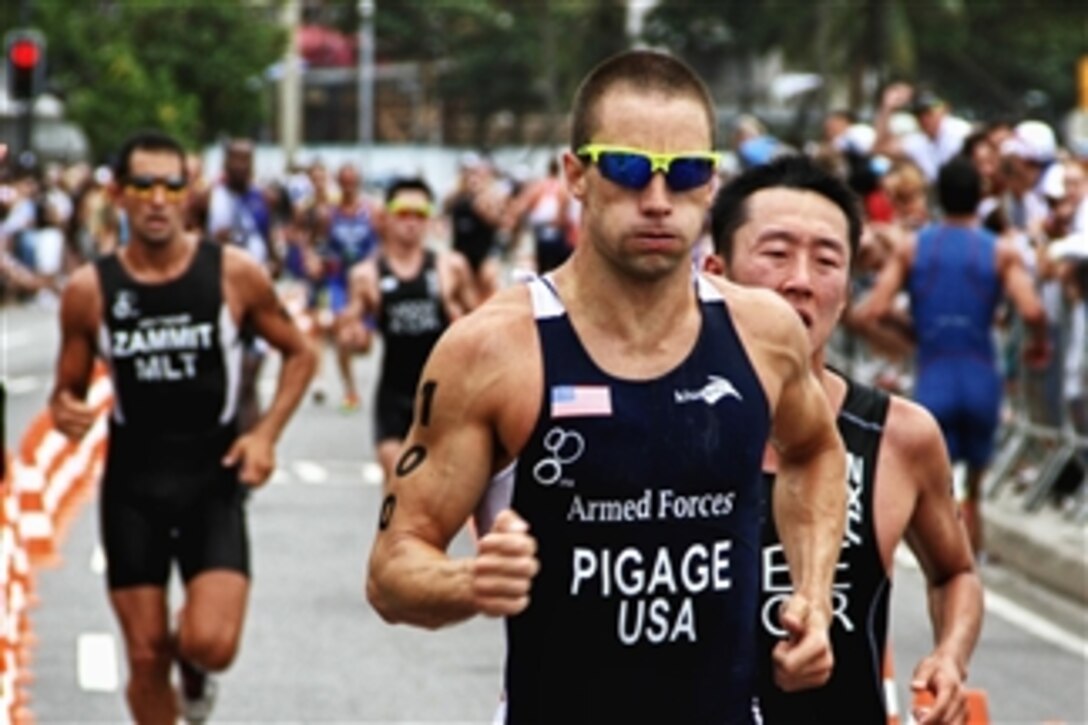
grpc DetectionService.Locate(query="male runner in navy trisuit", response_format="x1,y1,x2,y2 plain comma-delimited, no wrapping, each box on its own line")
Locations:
367,51,847,724
858,157,1048,556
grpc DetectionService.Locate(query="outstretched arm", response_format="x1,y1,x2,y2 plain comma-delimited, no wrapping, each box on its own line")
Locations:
339,259,378,351
771,376,847,690
49,265,101,440
872,82,913,160
441,251,480,320
855,232,912,325
997,240,1049,366
766,306,847,691
892,400,982,725
712,279,846,691
223,249,316,484
366,306,539,628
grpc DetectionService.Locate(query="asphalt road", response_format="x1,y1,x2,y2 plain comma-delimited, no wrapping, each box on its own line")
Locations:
3,300,1085,724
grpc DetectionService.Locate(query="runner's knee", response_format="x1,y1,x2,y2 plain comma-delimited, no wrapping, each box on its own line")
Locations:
178,631,240,672
125,637,173,678
177,620,242,672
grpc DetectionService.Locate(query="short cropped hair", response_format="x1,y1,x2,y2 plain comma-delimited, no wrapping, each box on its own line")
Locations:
113,130,188,182
385,177,434,205
936,157,981,216
569,49,716,152
711,155,863,263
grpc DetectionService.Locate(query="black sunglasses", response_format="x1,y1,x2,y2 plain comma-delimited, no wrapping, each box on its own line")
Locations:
124,174,188,198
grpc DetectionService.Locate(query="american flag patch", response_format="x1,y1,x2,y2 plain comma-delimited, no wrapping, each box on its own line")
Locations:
550,385,612,418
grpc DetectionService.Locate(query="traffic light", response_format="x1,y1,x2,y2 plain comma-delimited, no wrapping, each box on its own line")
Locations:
5,30,46,101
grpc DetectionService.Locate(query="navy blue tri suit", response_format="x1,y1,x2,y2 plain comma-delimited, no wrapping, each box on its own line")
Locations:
908,224,1003,467
373,249,449,443
96,242,248,589
755,370,892,723
479,274,770,724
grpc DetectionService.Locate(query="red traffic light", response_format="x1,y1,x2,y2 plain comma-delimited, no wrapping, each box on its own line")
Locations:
5,29,46,100
9,39,41,70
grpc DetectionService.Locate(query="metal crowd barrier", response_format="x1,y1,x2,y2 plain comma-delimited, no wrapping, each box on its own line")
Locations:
986,413,1087,522
985,298,1088,524
829,300,1088,525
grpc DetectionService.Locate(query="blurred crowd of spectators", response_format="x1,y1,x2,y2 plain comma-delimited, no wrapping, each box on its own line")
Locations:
0,156,121,304
740,84,1088,460
3,83,1086,446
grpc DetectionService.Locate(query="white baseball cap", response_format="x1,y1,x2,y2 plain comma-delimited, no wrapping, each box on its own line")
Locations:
1001,120,1058,163
1047,232,1088,261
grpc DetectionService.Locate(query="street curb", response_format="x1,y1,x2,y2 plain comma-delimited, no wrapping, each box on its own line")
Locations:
984,498,1088,606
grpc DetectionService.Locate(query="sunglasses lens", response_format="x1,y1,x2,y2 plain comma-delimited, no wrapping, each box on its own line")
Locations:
589,150,715,192
128,176,154,192
126,176,186,196
597,152,653,190
666,158,715,191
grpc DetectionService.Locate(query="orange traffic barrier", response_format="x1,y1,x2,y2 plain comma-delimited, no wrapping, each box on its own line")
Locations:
2,363,114,723
883,646,901,725
2,451,33,725
912,687,991,724
887,642,991,725
965,689,992,724
13,367,112,567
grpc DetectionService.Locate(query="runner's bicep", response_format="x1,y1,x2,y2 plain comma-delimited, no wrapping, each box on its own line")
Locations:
766,318,835,462
771,371,837,465
899,412,972,580
381,343,497,548
54,331,96,399
54,272,100,395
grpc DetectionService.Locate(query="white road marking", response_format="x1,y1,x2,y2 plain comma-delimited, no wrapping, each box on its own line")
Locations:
77,633,119,692
362,461,384,486
895,547,1087,660
292,460,329,485
984,589,1088,660
89,543,106,575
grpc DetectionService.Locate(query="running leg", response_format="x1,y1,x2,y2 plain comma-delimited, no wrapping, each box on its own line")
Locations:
109,586,176,724
175,570,250,673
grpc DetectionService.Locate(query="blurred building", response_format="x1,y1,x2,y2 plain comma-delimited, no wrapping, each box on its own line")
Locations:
0,83,89,164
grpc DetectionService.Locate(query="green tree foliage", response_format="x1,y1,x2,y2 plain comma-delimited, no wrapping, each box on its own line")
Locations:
372,0,627,145
12,0,1074,156
641,0,917,112
304,0,627,145
908,0,1084,122
24,0,287,160
639,0,1083,124
641,1,773,84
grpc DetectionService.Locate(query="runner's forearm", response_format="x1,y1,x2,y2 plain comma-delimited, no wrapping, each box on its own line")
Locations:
774,444,846,615
927,571,983,676
252,346,316,442
368,536,478,629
